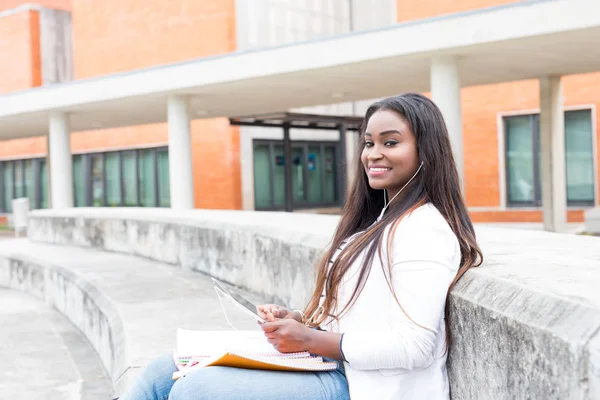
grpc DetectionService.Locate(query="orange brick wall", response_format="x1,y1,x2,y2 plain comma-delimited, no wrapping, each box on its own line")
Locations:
0,10,40,93
0,0,71,12
0,137,46,159
72,0,236,78
396,0,523,22
0,7,44,161
67,0,240,209
470,210,584,223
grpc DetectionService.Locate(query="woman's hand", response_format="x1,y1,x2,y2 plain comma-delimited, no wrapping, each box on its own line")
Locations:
260,314,315,353
256,304,302,323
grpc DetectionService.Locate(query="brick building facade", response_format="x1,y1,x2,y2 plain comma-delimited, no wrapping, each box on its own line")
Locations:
1,0,598,223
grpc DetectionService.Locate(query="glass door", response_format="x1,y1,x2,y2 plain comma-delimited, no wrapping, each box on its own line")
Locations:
292,146,306,205
307,145,322,205
323,145,337,204
253,140,341,211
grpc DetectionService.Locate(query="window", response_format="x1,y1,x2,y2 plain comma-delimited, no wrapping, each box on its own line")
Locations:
122,151,138,206
2,162,13,212
105,152,121,207
565,110,595,204
139,149,156,207
14,161,24,199
90,154,104,206
157,149,170,207
0,158,47,212
73,155,85,207
39,160,48,209
24,160,35,207
504,109,595,207
505,115,538,205
0,148,170,213
253,140,340,210
75,147,169,208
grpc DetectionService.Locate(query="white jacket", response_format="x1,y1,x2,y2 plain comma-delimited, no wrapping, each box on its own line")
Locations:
324,204,461,400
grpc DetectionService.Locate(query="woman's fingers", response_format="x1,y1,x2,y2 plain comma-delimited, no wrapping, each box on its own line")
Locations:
260,321,279,333
265,312,278,322
257,304,294,322
257,304,275,319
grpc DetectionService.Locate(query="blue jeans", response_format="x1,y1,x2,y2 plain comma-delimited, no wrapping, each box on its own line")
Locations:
119,353,349,400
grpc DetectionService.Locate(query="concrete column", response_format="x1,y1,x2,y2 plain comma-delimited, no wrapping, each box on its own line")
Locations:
167,95,194,209
48,112,73,209
430,55,464,191
539,76,567,232
345,130,358,188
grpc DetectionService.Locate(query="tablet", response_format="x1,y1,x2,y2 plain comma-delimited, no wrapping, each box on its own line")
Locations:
211,277,266,323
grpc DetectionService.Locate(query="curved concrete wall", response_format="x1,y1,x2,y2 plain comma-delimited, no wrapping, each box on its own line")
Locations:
0,252,127,386
27,208,339,308
24,208,600,399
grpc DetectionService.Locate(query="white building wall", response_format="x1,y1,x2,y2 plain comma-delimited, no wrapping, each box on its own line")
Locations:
236,0,396,210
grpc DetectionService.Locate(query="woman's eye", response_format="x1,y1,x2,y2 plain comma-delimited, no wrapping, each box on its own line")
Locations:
385,141,398,147
363,141,373,147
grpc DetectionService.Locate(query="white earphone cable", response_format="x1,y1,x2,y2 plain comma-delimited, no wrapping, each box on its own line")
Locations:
379,161,424,219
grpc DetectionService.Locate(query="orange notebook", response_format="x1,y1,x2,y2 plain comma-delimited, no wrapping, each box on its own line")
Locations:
172,329,337,380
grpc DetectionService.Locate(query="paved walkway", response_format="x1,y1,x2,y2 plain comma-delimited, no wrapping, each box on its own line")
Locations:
0,288,112,400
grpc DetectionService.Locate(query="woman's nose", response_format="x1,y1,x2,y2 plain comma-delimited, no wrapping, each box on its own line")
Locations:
367,150,383,160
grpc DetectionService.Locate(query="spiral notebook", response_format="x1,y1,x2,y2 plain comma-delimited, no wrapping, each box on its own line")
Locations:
172,329,338,380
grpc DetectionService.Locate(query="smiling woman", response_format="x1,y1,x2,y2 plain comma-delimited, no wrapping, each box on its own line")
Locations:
117,94,482,400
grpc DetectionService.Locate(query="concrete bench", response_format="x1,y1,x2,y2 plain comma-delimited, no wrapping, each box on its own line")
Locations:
1,207,599,399
0,238,264,397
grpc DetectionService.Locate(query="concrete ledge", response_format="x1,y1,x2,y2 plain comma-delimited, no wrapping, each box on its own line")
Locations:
585,207,600,233
20,208,600,398
27,208,339,309
450,271,600,398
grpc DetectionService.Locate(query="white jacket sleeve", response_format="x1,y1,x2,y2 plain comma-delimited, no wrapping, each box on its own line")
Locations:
341,210,460,370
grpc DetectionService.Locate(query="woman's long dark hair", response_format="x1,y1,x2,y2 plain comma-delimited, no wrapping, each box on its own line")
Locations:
303,93,482,346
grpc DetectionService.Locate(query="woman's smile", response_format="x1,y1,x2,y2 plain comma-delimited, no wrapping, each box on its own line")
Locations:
367,165,392,177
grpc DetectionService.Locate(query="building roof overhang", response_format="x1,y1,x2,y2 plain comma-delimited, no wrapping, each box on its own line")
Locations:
229,112,364,131
1,0,600,140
